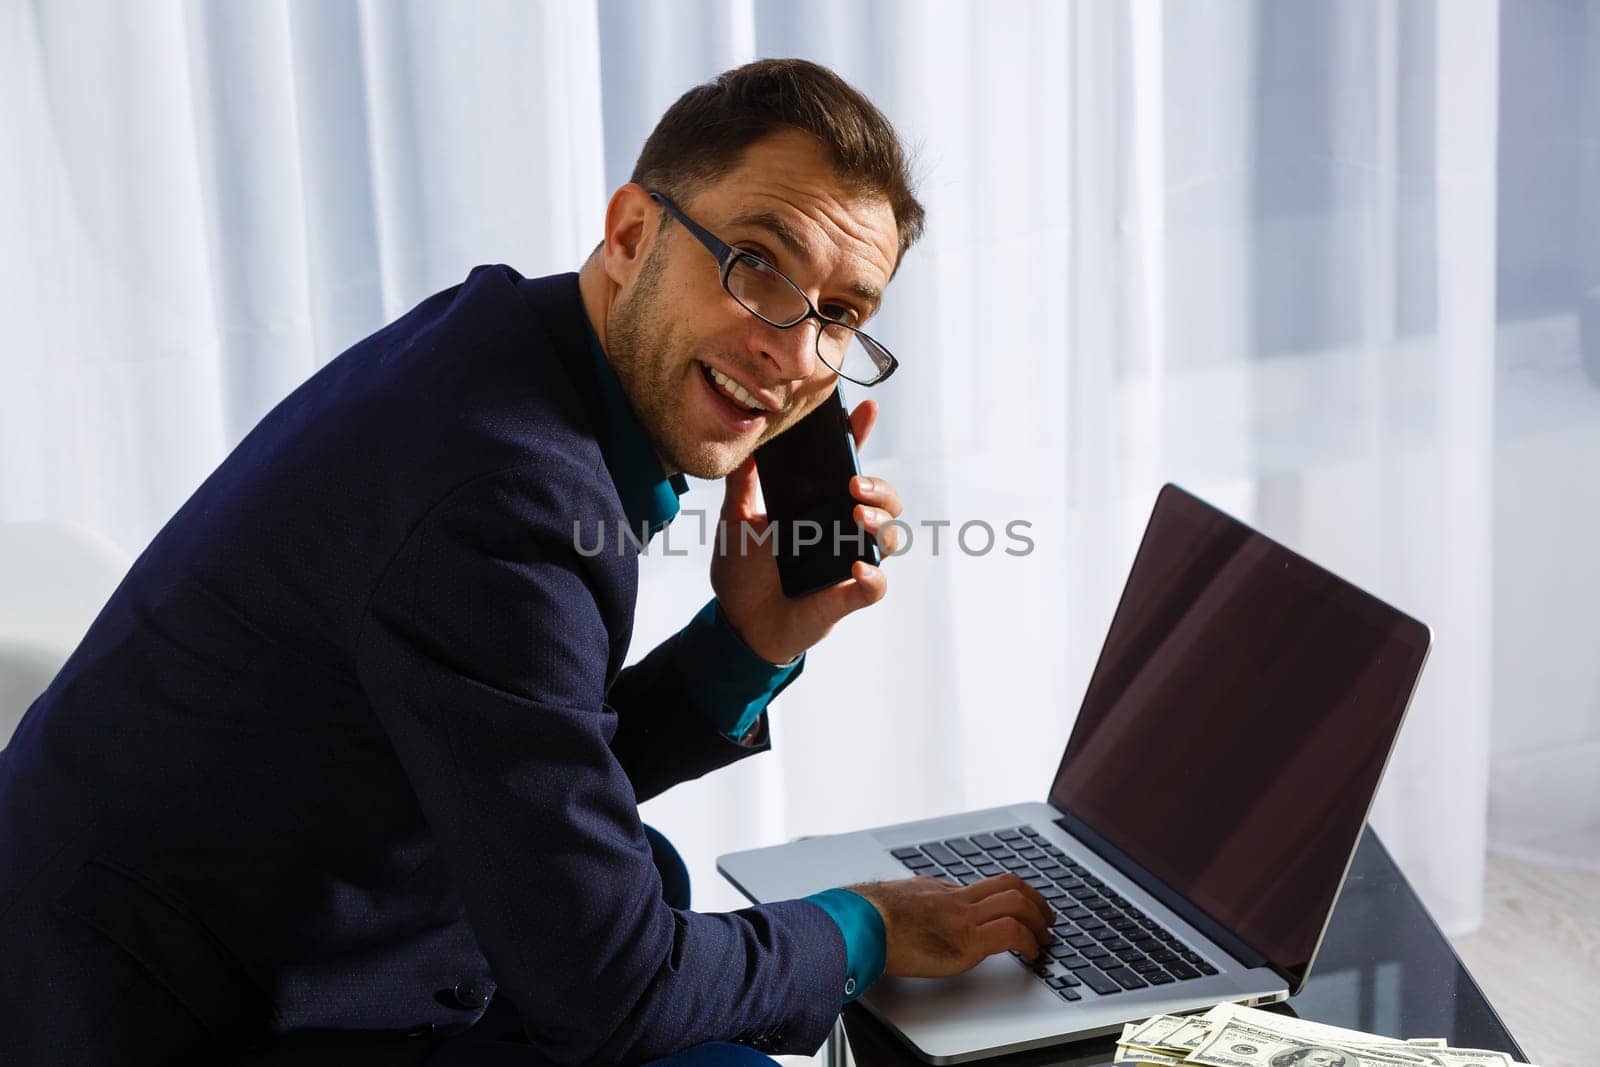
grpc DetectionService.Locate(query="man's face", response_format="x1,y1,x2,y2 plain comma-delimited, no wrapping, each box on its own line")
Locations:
605,129,900,479
1304,1050,1348,1067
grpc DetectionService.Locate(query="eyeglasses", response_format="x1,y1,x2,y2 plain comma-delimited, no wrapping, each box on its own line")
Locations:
647,191,898,387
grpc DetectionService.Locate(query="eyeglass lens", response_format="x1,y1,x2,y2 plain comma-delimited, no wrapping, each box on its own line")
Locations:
724,256,890,384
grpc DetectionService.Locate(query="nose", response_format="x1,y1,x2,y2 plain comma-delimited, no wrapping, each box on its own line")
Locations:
755,314,824,383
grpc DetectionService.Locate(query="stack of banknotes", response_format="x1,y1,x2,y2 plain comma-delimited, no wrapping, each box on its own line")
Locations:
1115,1003,1535,1067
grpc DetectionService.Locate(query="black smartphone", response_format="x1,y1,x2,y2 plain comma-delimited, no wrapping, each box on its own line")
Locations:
754,386,879,598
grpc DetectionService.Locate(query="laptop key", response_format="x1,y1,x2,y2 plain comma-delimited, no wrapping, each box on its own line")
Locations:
1146,971,1176,985
1021,826,1042,838
945,864,974,877
1017,848,1046,861
945,838,984,858
1063,906,1092,921
1082,945,1111,961
997,829,1024,842
903,857,935,870
1167,960,1199,980
1055,971,1081,988
971,833,1002,849
1000,857,1029,871
1103,966,1148,990
891,847,922,860
1079,968,1121,995
1110,918,1138,932
974,863,1002,877
956,872,983,885
1024,875,1051,890
1066,934,1096,949
1197,960,1218,976
1056,986,1082,1001
1103,937,1131,953
1130,958,1163,974
1041,887,1067,902
1149,948,1178,963
1046,943,1077,959
1066,885,1099,902
920,843,959,865
1062,955,1093,971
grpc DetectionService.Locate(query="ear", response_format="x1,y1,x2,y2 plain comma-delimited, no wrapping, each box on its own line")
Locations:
599,183,660,289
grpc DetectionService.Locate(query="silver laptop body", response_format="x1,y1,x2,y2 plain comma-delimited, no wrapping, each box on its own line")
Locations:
718,485,1432,1064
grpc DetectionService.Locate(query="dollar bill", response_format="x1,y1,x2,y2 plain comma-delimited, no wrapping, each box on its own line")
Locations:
1186,1017,1428,1067
1115,1045,1189,1067
1202,1004,1426,1059
1125,1015,1200,1053
1115,1007,1531,1067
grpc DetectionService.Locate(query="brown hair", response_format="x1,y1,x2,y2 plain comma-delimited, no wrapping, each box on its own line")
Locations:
630,58,926,267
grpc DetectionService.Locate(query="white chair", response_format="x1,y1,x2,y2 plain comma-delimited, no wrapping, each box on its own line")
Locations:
0,521,131,747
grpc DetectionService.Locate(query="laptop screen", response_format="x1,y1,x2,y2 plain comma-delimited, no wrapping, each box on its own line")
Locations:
1047,484,1429,992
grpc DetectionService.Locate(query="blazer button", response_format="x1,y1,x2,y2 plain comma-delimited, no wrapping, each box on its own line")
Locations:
452,979,491,1009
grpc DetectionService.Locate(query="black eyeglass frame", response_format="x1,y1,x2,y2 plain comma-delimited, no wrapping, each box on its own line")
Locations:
647,190,898,387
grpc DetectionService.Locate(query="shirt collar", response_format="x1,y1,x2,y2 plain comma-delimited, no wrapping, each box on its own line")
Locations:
580,315,689,537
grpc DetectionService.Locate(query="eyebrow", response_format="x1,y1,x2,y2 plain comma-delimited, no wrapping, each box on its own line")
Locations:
728,210,883,315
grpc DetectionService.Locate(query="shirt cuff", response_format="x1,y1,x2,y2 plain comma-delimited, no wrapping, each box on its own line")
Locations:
803,888,888,1004
675,598,805,741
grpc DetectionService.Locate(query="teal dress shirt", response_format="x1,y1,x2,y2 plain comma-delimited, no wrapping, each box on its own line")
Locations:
581,318,886,1003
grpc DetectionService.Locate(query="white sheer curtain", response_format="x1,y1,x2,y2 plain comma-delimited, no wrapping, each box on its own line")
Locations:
5,0,1596,940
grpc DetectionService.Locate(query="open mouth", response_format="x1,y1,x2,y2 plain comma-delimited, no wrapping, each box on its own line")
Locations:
698,361,769,419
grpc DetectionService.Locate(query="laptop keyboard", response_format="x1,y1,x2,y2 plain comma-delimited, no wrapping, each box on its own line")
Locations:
890,824,1218,1003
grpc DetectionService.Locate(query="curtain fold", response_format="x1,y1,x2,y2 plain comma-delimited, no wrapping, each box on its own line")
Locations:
9,0,1591,941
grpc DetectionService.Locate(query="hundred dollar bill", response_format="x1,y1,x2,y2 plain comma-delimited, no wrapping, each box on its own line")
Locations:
1124,1015,1201,1054
1199,1005,1436,1064
1186,1017,1437,1067
1162,1016,1220,1053
1114,1045,1189,1067
1378,1048,1517,1067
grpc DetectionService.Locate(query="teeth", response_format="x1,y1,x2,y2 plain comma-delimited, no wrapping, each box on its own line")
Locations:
709,365,767,412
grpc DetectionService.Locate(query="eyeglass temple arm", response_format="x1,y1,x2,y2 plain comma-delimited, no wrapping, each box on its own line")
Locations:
647,191,735,268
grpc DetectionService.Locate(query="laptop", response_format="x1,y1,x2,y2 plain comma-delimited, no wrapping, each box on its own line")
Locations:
717,484,1431,1063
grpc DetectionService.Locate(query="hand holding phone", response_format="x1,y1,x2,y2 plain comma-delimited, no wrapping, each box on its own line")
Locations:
754,386,879,599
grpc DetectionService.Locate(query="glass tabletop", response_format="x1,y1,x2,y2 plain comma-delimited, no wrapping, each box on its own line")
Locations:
834,829,1525,1067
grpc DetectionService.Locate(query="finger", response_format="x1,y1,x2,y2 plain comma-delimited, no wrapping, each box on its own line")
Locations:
1007,875,1057,930
964,874,1055,933
852,505,899,553
967,887,1053,947
850,475,903,520
800,560,888,617
974,916,1042,962
723,455,763,522
848,398,878,450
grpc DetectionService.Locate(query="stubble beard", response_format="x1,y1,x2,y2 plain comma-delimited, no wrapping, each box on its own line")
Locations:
606,247,765,480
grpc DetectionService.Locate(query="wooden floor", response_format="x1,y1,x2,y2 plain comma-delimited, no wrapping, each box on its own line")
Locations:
1449,855,1600,1067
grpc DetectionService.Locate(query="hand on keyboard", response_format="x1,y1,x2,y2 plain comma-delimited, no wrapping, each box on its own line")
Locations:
845,872,1055,979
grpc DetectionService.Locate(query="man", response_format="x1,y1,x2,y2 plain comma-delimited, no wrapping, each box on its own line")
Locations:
0,59,1052,1065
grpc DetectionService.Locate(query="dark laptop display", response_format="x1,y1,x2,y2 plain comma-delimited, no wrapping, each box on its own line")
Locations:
1049,484,1430,993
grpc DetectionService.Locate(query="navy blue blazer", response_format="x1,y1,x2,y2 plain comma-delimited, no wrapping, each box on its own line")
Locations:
0,267,846,1065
